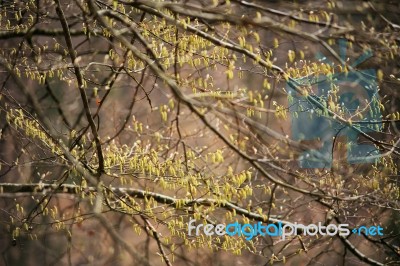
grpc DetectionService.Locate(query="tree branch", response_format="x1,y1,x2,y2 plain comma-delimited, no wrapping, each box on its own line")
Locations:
54,0,105,176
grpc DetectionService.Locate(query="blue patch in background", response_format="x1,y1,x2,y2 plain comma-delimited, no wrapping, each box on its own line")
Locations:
287,39,382,168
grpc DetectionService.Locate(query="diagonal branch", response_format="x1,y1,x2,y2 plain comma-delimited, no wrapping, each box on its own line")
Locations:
96,213,151,266
54,0,104,176
127,0,399,156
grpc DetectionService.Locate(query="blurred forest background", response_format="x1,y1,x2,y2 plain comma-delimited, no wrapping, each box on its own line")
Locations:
0,0,399,265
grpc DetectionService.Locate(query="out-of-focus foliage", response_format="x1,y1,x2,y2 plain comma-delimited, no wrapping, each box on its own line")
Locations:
0,0,399,265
